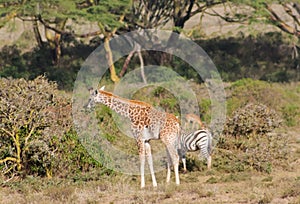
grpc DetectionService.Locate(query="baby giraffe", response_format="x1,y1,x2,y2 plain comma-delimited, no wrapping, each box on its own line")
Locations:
86,86,181,188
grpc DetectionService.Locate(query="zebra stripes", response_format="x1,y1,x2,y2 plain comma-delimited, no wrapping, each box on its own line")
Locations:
178,129,212,172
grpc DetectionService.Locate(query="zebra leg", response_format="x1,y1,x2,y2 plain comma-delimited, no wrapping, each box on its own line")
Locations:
182,155,187,173
207,155,212,170
145,142,157,187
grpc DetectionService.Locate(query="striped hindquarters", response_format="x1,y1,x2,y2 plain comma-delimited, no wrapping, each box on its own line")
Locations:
182,129,212,159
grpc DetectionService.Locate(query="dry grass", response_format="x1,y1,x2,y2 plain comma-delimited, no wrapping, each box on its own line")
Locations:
1,170,299,203
1,128,299,204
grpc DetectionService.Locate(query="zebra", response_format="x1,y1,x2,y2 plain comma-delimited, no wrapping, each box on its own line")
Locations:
178,129,212,173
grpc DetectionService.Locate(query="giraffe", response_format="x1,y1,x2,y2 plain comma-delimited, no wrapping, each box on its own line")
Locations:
86,86,181,188
184,113,206,131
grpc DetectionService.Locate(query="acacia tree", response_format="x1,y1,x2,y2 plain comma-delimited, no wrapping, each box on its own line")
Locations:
0,1,71,64
2,1,298,81
70,0,131,82
128,0,241,66
263,2,300,60
226,0,300,76
0,0,131,81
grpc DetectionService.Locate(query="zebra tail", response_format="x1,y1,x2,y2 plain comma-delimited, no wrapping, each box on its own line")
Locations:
207,131,213,156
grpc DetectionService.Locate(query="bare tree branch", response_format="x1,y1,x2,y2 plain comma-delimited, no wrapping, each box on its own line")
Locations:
17,15,103,38
265,3,300,38
0,157,17,164
283,3,300,26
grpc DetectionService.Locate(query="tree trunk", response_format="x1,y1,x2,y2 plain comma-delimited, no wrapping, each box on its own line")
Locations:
104,37,120,82
32,18,43,48
53,18,67,64
137,50,147,84
119,50,135,77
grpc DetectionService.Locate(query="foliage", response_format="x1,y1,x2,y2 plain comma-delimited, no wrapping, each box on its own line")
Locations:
227,78,281,114
281,105,299,127
0,76,101,179
214,132,289,174
50,129,102,178
240,1,300,36
0,0,130,29
224,103,281,137
226,78,300,127
95,106,117,142
0,0,131,74
199,99,211,124
186,128,290,174
0,42,93,90
1,31,299,90
199,32,299,83
0,76,60,177
0,0,300,85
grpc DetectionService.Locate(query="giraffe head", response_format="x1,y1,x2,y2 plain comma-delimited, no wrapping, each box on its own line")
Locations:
85,86,105,110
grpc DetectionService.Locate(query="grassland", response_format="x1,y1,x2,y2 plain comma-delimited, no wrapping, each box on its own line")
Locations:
0,134,299,204
0,81,300,204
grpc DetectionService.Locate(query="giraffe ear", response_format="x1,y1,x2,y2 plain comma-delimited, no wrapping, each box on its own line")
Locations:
88,87,94,94
100,86,105,91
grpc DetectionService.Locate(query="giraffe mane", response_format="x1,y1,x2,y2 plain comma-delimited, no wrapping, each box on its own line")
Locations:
98,89,152,107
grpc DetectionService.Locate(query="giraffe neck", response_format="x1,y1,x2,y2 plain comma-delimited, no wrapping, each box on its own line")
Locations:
95,90,150,118
97,90,129,118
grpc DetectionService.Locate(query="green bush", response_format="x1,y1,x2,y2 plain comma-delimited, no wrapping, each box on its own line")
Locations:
199,98,211,124
227,79,276,114
281,105,299,127
51,129,102,178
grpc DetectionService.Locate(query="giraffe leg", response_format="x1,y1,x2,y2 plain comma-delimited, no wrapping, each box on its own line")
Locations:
168,145,180,185
138,140,146,188
173,158,180,185
145,142,157,187
166,145,180,185
165,149,172,183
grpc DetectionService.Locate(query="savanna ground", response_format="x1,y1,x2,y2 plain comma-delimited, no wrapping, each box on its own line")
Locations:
0,129,299,204
1,81,299,204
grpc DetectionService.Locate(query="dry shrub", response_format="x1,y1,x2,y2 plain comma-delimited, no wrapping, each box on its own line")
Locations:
224,103,281,138
0,76,72,178
214,132,290,174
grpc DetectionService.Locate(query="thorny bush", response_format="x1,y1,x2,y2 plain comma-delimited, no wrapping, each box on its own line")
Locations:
0,76,73,179
224,103,282,138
